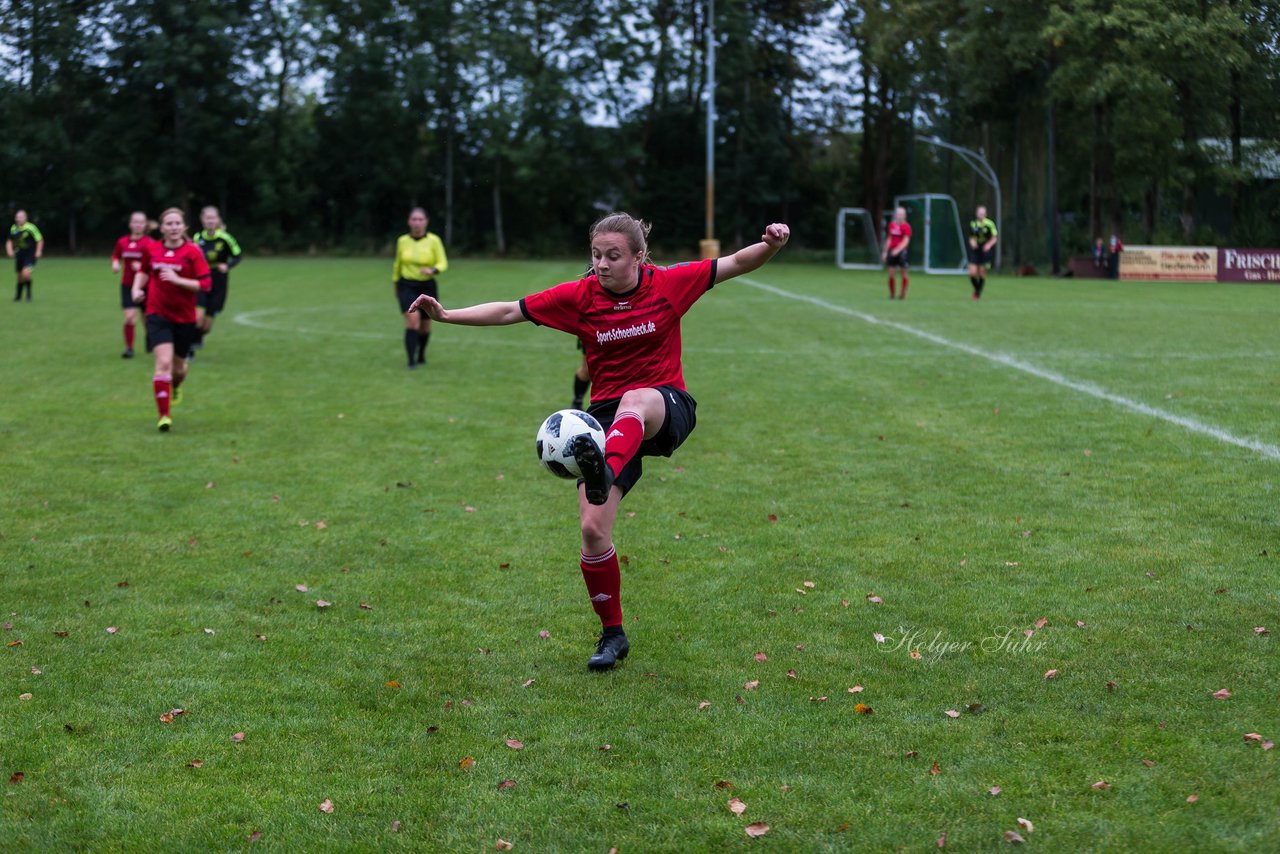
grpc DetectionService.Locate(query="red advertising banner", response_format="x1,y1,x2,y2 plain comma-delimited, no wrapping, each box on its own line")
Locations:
1218,248,1280,283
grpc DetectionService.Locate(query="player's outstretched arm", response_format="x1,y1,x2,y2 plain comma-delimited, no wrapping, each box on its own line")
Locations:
714,223,790,284
407,294,525,326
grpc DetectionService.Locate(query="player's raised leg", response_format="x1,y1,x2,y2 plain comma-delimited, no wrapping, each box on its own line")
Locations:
572,387,665,506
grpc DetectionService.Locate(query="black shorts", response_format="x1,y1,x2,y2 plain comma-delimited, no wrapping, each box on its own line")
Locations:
587,385,697,496
14,251,36,273
969,246,991,267
145,313,200,358
120,284,143,310
885,250,909,268
397,279,438,315
198,277,229,316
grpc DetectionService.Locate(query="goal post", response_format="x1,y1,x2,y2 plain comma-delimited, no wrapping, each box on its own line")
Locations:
834,207,882,270
893,194,968,274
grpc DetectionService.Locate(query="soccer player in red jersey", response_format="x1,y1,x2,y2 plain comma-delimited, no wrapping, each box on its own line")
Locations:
130,208,211,431
111,211,155,359
881,206,912,299
409,212,790,670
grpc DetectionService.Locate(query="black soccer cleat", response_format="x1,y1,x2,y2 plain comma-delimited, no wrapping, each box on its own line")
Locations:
122,348,134,359
588,630,629,671
570,432,614,505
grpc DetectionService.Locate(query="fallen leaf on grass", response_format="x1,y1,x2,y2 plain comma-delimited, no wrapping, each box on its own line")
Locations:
231,732,245,743
988,786,1001,796
359,603,372,610
318,799,334,813
937,831,947,848
599,744,612,751
187,759,203,768
728,797,747,815
1091,780,1110,790
538,630,550,639
910,650,922,660
498,779,516,791
384,680,401,689
206,482,215,489
767,514,778,523
1243,732,1264,743
1186,794,1198,803
1034,617,1048,629
1044,669,1058,680
30,666,41,675
810,696,829,703
744,680,760,691
873,633,886,644
1212,688,1231,700
7,639,22,647
459,756,475,769
105,627,118,635
930,762,941,776
714,780,734,790
19,693,32,701
1004,829,1025,843
1076,620,1087,628
1016,817,1034,833
247,830,262,843
505,739,524,750
160,713,175,724
786,669,797,679
854,703,872,715
391,820,402,831
904,750,919,758
848,685,864,693
803,580,815,589
1255,626,1269,635
521,679,536,688
866,593,882,604
295,584,309,592
945,710,961,718
315,600,331,609
203,628,215,635
1106,680,1117,691
10,772,24,784
314,521,327,530
496,840,514,851
754,651,768,662
697,701,711,711
1263,741,1274,751
1142,759,1156,768
745,823,770,838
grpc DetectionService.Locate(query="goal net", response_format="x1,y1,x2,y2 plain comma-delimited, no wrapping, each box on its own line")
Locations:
893,194,968,274
835,207,882,270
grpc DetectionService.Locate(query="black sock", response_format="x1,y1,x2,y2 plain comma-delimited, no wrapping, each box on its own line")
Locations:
404,329,419,364
23,281,31,300
14,281,20,300
573,375,589,405
602,624,625,637
969,275,978,291
417,331,429,361
977,277,986,295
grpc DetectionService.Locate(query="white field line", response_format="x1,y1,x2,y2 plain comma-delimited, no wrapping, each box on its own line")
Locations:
740,277,1280,461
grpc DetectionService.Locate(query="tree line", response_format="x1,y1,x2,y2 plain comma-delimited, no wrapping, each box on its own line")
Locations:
2,0,1278,265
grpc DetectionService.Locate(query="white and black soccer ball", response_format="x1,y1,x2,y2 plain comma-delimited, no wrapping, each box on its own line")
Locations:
536,409,605,479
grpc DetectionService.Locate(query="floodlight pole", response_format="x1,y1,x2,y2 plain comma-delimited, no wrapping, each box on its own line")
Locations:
920,136,1002,271
701,0,718,259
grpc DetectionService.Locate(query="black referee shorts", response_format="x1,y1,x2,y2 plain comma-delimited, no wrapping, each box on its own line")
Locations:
14,251,36,273
397,278,438,315
968,246,992,267
587,385,697,496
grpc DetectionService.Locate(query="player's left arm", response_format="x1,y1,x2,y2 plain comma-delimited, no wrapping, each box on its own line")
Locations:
714,223,790,284
983,222,998,252
427,234,448,277
896,235,911,255
224,232,243,269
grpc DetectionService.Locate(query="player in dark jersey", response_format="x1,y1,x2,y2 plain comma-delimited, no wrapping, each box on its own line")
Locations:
408,212,790,671
6,210,44,302
572,342,591,409
131,208,212,431
111,212,155,358
191,206,242,353
967,205,998,300
881,206,912,299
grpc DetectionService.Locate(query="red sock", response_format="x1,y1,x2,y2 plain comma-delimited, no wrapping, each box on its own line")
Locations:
153,375,172,418
887,274,896,298
124,323,135,349
580,547,622,627
604,411,645,479
900,274,909,297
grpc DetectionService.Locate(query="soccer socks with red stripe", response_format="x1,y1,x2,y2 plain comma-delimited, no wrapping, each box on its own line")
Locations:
124,323,136,349
900,274,909,298
580,547,623,628
604,411,645,478
887,274,896,298
153,375,172,418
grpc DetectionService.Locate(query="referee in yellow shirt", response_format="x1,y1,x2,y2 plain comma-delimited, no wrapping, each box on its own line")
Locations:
393,207,448,368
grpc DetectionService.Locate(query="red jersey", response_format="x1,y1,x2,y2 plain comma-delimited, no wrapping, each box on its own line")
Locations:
139,239,211,324
885,221,912,251
520,258,717,402
112,235,156,285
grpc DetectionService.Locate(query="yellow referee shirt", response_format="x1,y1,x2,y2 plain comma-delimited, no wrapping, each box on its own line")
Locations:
392,232,448,283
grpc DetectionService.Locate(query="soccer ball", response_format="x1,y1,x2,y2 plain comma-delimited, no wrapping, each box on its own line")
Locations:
536,409,605,479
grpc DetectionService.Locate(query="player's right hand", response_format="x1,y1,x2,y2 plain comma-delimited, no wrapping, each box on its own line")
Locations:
408,293,444,320
131,288,145,304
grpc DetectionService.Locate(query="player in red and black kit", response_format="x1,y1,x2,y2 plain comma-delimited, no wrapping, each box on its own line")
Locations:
408,212,790,671
881,206,912,299
131,208,211,431
111,211,156,358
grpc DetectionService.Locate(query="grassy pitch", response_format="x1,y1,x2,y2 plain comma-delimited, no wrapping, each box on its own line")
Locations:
2,257,1276,851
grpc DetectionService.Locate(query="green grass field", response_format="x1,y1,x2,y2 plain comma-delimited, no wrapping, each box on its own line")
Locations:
2,257,1277,852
